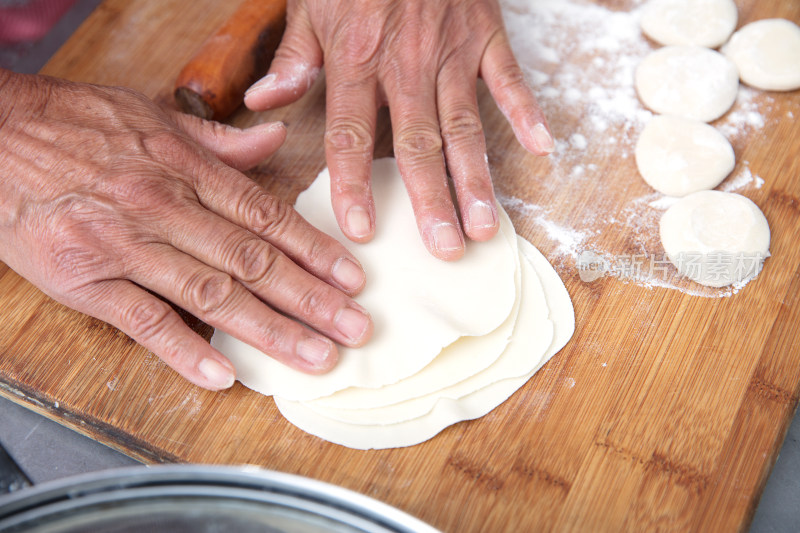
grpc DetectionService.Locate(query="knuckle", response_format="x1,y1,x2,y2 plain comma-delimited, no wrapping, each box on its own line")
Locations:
229,237,272,283
440,106,484,145
299,235,333,272
258,251,291,287
50,242,97,279
124,298,172,341
295,284,332,320
44,200,122,283
339,33,381,68
184,271,238,315
324,118,374,157
394,126,443,162
331,176,371,200
254,318,294,359
240,188,295,238
158,335,195,370
495,62,529,95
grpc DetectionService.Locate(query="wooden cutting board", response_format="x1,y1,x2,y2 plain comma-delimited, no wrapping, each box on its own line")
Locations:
2,0,799,530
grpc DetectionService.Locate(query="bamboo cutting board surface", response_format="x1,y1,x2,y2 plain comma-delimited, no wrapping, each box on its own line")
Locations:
2,0,800,530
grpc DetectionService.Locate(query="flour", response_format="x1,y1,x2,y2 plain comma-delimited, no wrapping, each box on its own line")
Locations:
498,193,588,260
495,0,786,297
716,87,772,139
720,163,765,192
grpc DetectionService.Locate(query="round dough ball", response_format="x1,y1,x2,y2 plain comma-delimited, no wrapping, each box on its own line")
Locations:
635,115,735,197
641,0,738,48
635,46,739,122
659,191,770,287
722,18,800,91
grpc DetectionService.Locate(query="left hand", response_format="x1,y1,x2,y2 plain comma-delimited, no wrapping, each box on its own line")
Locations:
244,0,553,261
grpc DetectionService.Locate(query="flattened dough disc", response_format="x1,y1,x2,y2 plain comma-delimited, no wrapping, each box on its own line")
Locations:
659,190,770,287
211,158,519,401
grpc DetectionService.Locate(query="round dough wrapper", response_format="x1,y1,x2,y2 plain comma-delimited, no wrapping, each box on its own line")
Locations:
722,18,800,91
211,158,519,401
310,209,523,411
274,238,575,450
635,46,739,122
659,190,770,287
635,115,735,197
304,238,554,425
641,0,738,48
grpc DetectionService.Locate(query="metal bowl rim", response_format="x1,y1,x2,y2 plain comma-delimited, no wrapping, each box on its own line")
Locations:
0,464,439,533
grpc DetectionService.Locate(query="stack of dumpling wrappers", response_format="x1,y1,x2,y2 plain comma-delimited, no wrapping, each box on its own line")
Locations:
212,158,574,449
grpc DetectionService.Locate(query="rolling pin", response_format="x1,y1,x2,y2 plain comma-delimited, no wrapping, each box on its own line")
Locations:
174,0,287,121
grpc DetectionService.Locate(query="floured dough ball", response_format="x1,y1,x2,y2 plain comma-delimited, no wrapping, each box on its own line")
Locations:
660,190,770,287
723,19,800,91
635,115,735,197
635,46,739,122
641,0,738,48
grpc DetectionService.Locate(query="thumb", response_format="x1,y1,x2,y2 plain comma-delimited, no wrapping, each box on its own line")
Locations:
169,110,287,171
244,4,323,111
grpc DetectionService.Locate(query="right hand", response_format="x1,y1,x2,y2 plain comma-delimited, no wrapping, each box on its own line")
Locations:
0,70,373,390
244,0,553,261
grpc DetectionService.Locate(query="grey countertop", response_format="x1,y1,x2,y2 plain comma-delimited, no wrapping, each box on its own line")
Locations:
1,1,798,530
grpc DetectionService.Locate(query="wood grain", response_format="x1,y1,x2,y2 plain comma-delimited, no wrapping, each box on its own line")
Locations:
1,0,799,531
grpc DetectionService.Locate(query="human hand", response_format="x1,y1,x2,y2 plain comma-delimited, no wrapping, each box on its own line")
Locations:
244,0,553,261
0,70,372,390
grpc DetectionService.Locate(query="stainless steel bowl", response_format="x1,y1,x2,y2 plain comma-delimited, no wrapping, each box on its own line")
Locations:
0,465,439,533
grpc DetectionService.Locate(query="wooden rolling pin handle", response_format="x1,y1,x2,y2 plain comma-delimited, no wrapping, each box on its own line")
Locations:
174,0,287,121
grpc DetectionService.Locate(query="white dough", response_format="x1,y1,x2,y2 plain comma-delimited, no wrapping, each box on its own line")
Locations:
723,19,800,91
659,190,770,287
310,209,524,411
211,158,519,401
635,46,739,122
635,115,735,197
274,238,575,450
641,0,738,48
304,240,554,424
213,157,576,449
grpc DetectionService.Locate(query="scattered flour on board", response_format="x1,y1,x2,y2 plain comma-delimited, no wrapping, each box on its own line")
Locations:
495,0,790,298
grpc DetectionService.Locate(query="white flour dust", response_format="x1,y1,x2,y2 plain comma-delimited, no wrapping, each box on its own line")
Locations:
494,0,788,298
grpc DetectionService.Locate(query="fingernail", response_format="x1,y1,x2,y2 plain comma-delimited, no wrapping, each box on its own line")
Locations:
345,205,372,239
245,73,277,97
296,337,333,368
532,123,555,154
198,358,235,389
332,257,366,292
334,307,371,344
468,201,497,230
433,223,464,253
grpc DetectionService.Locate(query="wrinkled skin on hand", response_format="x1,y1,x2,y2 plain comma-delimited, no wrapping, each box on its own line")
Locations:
245,0,553,261
0,70,373,390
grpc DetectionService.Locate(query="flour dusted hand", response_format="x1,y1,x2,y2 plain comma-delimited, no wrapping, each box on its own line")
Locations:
0,70,372,390
243,0,554,261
